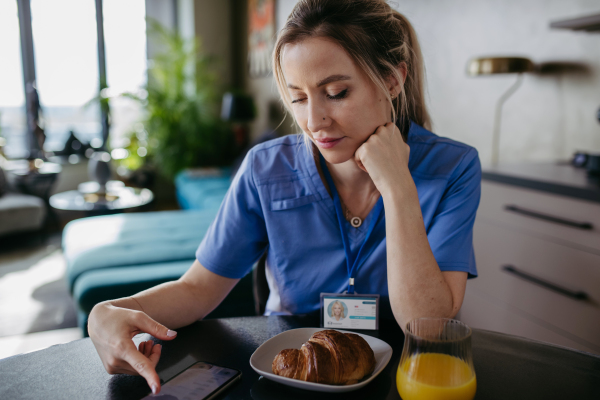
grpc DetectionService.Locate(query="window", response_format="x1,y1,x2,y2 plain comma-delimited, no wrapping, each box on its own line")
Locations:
30,0,101,152
0,0,27,158
1,0,148,158
103,0,147,149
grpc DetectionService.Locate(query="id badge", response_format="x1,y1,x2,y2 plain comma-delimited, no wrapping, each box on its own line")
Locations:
320,293,379,330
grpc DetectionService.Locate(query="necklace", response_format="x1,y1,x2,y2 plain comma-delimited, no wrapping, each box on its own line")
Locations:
339,197,363,228
313,148,368,228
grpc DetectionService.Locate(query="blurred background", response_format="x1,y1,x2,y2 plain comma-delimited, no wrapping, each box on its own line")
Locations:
0,0,599,359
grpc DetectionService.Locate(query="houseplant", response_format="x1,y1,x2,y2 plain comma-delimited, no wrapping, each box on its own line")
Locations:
120,20,238,180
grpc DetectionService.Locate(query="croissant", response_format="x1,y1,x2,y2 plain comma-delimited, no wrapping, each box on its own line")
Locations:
272,330,376,385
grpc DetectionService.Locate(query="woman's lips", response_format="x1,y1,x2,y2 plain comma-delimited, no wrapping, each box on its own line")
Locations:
314,137,344,149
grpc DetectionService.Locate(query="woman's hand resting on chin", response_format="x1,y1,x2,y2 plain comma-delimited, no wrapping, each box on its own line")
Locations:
354,122,411,195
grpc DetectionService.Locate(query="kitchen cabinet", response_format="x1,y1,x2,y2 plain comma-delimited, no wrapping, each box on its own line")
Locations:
459,163,600,355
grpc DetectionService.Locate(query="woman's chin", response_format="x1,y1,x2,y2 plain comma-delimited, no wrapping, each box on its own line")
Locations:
317,148,356,165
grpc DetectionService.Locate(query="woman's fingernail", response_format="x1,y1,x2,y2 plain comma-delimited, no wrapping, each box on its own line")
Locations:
151,384,158,394
156,344,162,351
167,329,177,337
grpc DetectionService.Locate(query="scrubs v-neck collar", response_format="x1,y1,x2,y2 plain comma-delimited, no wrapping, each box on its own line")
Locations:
303,143,384,244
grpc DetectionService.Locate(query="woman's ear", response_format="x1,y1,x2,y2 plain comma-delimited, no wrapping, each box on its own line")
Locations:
387,62,408,95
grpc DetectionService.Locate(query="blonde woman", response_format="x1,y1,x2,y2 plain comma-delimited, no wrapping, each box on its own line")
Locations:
330,301,346,321
89,0,481,394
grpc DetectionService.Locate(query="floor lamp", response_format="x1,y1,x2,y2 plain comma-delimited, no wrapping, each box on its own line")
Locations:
467,57,535,166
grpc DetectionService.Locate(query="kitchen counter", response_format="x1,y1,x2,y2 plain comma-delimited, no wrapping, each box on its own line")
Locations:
482,162,600,203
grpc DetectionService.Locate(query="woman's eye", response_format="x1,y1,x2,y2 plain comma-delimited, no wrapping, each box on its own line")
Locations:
327,89,348,100
291,89,347,104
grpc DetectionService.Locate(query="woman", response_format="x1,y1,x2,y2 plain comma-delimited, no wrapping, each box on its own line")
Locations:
89,0,481,394
330,301,345,321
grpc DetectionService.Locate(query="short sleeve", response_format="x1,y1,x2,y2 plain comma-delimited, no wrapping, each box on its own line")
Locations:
427,148,481,278
195,149,268,279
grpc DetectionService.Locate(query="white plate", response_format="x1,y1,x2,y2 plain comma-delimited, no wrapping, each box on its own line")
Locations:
249,327,393,393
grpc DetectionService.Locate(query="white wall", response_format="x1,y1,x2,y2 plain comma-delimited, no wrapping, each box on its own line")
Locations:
393,0,600,165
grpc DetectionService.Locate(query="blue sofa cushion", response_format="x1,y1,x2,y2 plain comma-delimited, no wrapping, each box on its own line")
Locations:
63,209,218,292
74,260,194,314
73,259,255,336
174,170,231,210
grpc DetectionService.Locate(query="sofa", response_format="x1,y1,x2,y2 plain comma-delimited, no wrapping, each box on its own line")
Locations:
0,166,47,237
64,208,260,335
174,168,231,211
61,167,271,336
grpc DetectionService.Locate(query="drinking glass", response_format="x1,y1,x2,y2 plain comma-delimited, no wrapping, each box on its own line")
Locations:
396,318,476,400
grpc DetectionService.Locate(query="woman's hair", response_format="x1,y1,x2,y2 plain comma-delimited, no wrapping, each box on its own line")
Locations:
273,0,431,140
331,301,345,318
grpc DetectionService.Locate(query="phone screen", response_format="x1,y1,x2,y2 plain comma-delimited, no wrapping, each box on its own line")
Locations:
141,362,241,400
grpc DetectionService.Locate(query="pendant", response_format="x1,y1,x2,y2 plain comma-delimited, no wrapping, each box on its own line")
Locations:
350,216,362,228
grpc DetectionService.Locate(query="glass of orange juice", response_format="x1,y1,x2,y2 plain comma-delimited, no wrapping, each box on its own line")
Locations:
396,318,476,400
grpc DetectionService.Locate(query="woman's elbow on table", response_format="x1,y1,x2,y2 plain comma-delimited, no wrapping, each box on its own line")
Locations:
391,271,468,330
444,271,468,318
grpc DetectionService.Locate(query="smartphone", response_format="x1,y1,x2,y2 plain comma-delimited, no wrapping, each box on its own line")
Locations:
141,361,241,400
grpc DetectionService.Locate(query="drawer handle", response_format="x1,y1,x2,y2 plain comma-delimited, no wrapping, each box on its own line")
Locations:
504,205,594,230
502,265,589,301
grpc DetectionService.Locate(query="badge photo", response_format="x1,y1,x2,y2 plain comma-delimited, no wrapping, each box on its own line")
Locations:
321,293,380,330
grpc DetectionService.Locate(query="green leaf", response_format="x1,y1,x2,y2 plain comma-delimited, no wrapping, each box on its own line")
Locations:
116,18,239,179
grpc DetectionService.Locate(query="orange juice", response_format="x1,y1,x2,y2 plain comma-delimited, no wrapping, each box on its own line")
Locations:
396,353,476,400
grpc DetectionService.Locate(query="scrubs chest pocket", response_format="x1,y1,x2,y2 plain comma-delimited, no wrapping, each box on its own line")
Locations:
271,194,319,211
267,177,321,211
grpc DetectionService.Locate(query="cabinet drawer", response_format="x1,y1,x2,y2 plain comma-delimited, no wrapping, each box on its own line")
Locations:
471,220,600,351
459,287,598,355
477,181,600,253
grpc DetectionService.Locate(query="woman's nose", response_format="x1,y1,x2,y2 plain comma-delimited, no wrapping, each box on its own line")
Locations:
306,101,330,133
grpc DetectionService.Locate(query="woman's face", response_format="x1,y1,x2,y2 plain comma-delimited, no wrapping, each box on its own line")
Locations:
333,303,342,316
282,37,394,165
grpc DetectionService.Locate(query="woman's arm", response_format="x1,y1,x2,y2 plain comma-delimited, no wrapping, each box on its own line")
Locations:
119,260,240,328
88,261,238,394
355,122,468,330
91,147,267,395
381,175,467,326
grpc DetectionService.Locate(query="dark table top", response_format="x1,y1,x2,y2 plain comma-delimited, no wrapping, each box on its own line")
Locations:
482,162,600,203
1,315,599,400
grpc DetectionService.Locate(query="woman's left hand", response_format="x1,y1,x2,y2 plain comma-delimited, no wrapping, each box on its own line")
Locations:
354,122,411,194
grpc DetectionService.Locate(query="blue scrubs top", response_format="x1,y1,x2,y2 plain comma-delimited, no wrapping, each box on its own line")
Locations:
196,122,481,317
